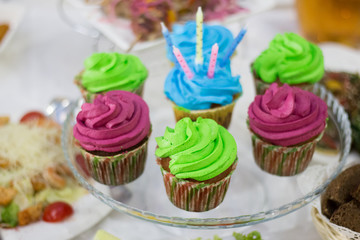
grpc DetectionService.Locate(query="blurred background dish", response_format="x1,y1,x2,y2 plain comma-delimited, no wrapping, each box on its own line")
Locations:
295,0,360,48
1,194,112,240
0,3,25,53
0,111,112,240
59,0,276,52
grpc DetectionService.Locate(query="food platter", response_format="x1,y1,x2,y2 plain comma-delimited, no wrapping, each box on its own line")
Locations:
0,3,25,54
58,0,276,52
1,194,112,240
62,84,351,229
0,111,113,240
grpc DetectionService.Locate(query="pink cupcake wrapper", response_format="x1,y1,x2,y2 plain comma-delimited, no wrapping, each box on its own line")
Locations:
80,139,149,185
158,159,237,212
251,132,324,176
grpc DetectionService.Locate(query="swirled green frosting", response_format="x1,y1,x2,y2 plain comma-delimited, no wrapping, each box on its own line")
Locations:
81,52,148,93
252,33,324,84
155,117,237,181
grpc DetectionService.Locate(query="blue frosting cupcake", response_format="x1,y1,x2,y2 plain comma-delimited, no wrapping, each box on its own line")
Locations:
164,55,242,128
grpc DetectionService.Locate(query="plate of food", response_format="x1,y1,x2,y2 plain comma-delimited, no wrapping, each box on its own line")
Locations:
0,112,112,240
0,3,25,54
60,0,276,52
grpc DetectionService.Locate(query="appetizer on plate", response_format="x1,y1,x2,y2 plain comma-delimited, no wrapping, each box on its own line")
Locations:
100,0,246,42
320,71,360,153
0,112,86,228
0,23,9,44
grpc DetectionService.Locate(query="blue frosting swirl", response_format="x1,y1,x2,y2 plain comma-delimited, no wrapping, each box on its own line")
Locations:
166,21,234,62
164,56,242,110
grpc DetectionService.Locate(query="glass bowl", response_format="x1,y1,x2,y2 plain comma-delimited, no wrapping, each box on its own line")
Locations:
62,84,351,229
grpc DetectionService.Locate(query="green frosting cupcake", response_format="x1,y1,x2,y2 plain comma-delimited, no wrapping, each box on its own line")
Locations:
81,52,148,93
252,33,324,85
155,117,237,181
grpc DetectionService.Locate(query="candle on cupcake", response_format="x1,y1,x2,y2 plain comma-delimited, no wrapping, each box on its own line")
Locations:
220,26,247,67
161,22,180,69
195,7,203,66
173,46,194,80
207,43,218,78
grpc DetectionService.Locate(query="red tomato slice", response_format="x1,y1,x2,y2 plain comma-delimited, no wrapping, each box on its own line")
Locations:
20,111,46,123
20,111,59,128
42,202,74,223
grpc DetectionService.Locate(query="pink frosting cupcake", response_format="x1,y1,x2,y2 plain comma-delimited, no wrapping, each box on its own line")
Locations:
73,90,151,185
248,83,327,176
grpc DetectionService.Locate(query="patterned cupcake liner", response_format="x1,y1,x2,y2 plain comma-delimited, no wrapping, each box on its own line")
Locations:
79,139,149,185
74,75,145,103
157,158,237,212
252,70,314,95
171,96,239,129
250,131,324,176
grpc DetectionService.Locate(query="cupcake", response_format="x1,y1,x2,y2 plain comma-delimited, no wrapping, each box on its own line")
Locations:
248,83,327,176
252,33,325,95
164,55,242,129
166,21,234,64
73,90,151,185
74,52,148,102
155,117,238,212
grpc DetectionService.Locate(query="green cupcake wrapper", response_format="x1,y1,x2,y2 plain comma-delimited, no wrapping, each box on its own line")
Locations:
157,159,237,212
251,131,324,176
80,139,149,185
74,75,145,103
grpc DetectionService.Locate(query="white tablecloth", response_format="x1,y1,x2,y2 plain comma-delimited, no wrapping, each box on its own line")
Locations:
1,0,359,239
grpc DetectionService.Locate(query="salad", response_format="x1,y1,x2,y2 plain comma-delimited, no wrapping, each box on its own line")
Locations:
0,112,86,227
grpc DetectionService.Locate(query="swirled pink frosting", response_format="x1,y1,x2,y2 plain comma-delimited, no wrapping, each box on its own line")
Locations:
248,83,327,146
73,90,151,152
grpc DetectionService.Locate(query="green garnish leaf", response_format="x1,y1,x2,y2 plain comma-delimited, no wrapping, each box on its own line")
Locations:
232,231,262,240
246,231,262,240
1,202,19,227
193,231,262,240
233,232,246,240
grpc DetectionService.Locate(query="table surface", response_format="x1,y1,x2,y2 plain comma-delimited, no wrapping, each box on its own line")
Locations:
1,0,359,239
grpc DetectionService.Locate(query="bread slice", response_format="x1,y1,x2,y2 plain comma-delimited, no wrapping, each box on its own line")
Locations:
330,200,360,232
321,165,360,218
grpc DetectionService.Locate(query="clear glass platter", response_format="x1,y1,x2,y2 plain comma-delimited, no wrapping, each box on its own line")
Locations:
62,84,352,229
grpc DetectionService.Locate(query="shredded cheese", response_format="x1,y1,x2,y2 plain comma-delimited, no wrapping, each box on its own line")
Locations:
0,123,64,185
0,121,86,219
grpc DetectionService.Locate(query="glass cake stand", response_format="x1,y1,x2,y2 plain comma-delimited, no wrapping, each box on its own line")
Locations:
62,84,352,229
